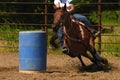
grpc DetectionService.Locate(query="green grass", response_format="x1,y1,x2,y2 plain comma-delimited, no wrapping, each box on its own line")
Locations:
101,31,120,56
0,25,120,56
0,10,120,56
102,10,120,25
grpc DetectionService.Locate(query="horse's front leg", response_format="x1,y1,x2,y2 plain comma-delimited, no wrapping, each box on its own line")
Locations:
78,53,97,71
50,32,59,48
79,52,97,65
78,55,86,67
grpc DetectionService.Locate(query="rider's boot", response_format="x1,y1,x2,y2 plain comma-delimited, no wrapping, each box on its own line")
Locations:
87,26,100,37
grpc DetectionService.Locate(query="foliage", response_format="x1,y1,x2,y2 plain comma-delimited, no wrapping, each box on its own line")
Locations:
0,23,120,56
0,0,120,25
0,0,120,56
102,10,120,25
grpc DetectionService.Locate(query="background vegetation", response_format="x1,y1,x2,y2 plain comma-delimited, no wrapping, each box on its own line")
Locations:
0,0,120,56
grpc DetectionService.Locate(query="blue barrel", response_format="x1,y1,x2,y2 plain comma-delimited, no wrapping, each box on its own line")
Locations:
19,31,47,73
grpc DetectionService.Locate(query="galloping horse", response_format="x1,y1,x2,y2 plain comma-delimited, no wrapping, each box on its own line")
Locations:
51,5,108,69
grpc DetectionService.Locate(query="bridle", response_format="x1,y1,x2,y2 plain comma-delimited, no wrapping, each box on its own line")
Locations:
62,16,85,42
54,8,86,42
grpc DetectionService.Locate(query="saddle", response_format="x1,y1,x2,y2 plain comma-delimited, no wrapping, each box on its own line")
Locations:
71,15,100,37
61,17,100,54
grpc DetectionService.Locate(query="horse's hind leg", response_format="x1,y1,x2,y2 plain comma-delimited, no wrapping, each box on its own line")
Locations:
89,38,108,65
50,32,59,48
94,52,108,65
89,47,108,66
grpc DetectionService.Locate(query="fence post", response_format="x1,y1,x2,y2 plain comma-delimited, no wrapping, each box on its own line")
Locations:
45,0,48,33
98,0,102,54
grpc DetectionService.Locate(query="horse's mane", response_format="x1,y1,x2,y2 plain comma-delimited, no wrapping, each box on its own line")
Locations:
60,12,72,28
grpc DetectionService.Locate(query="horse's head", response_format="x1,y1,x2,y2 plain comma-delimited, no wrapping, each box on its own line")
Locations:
53,4,67,27
59,11,76,31
59,12,73,28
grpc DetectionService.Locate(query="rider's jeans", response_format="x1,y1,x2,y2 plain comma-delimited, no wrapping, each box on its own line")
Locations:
57,26,63,47
73,13,92,27
57,14,92,47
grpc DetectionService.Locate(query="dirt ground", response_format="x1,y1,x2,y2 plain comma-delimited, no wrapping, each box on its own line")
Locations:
0,53,120,80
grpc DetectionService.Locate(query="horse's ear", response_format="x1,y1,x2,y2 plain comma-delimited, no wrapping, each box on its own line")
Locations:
62,4,67,12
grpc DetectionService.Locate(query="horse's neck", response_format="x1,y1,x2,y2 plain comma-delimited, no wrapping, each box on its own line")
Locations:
64,18,73,29
67,22,80,37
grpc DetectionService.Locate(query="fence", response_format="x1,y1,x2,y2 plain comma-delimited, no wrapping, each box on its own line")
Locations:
0,1,120,54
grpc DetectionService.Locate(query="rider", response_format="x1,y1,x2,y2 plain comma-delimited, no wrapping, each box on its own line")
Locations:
53,0,99,52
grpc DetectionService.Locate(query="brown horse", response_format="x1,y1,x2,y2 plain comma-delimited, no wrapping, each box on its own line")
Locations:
51,6,108,69
50,8,63,49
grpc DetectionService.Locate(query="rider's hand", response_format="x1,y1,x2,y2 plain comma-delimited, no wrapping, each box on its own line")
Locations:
59,3,65,8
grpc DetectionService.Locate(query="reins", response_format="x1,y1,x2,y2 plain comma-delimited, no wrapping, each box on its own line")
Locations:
63,19,85,42
62,18,93,51
63,25,81,42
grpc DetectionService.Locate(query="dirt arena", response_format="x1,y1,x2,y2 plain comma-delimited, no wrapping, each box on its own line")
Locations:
0,53,120,80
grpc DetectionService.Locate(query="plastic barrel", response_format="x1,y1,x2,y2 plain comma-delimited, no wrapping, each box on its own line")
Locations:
19,31,47,73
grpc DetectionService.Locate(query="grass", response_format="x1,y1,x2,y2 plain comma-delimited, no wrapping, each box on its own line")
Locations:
0,24,120,56
101,31,120,56
0,10,120,56
102,10,120,25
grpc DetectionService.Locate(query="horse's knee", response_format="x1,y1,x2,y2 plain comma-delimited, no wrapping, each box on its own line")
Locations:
89,37,95,47
100,57,108,65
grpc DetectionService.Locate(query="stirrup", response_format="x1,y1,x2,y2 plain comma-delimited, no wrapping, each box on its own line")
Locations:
94,31,100,37
62,46,69,54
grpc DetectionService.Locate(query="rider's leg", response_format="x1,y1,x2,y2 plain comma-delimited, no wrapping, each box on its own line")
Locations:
57,26,69,53
73,13,100,37
73,13,92,27
57,26,63,46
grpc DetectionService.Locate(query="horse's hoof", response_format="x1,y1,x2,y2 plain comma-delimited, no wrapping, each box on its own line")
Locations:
96,61,104,69
101,58,108,65
62,47,69,53
90,58,97,64
79,66,87,72
97,66,104,71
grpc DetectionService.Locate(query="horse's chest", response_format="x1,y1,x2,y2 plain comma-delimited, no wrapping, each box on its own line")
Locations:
66,38,86,54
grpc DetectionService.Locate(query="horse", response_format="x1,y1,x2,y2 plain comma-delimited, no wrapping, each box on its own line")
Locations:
50,7,64,49
51,5,108,69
